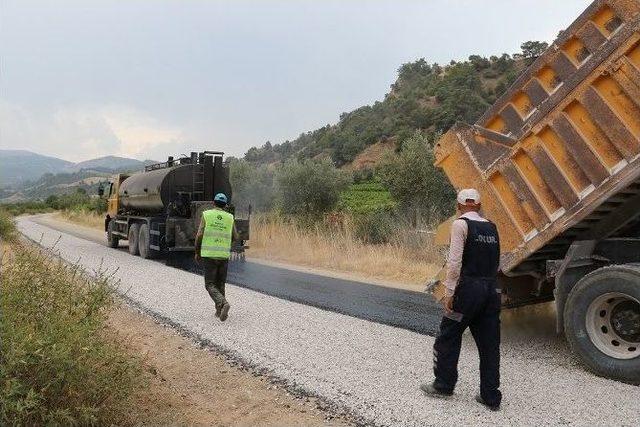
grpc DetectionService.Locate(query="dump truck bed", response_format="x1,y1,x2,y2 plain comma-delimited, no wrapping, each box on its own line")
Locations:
435,0,640,276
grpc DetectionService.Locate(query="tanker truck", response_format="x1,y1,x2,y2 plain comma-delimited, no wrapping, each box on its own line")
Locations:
99,151,249,260
431,0,640,383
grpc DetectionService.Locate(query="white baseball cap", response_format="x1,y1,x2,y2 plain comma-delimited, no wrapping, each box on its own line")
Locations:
457,188,481,205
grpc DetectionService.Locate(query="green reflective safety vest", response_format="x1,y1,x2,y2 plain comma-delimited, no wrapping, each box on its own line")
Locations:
200,208,234,259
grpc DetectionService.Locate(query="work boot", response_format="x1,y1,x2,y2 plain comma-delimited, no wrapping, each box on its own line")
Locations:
215,305,221,318
420,383,452,398
475,394,500,411
219,302,230,322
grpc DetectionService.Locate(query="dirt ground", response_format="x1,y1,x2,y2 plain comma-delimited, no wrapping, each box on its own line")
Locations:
108,302,351,427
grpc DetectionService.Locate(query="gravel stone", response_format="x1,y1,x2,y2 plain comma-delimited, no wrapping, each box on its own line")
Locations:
17,218,640,426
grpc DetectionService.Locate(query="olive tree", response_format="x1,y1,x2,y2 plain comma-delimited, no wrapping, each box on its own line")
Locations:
276,159,351,217
377,131,455,225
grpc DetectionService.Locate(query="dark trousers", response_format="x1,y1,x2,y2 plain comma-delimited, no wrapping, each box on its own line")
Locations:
202,258,229,310
433,277,502,406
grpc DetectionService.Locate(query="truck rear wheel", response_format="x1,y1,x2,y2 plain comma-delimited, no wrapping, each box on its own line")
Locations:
107,220,119,248
564,265,640,384
138,223,155,259
128,223,140,256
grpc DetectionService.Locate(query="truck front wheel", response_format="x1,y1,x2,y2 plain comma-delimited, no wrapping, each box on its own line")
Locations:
564,265,640,384
138,223,155,259
107,220,119,248
128,223,140,256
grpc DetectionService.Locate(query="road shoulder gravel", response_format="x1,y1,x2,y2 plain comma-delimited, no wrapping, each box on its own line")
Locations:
108,301,351,426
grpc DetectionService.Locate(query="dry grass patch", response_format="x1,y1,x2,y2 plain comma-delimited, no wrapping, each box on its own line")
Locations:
0,209,17,242
56,209,104,230
249,215,443,286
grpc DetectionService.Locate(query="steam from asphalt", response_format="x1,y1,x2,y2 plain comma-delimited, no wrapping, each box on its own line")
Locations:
501,302,558,339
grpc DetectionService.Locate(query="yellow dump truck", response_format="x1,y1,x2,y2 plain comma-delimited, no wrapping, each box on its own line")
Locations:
434,0,640,383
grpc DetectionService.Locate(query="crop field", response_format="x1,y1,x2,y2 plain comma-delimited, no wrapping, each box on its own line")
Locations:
338,181,396,215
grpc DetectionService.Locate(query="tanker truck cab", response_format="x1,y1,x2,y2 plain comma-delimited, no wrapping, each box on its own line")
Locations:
102,151,250,262
105,173,128,220
102,174,129,249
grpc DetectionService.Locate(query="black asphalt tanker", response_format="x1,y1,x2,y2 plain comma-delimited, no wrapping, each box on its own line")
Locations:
100,151,249,261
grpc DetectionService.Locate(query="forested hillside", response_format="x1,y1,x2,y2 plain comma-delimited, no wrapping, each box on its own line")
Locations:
0,150,74,187
244,41,546,167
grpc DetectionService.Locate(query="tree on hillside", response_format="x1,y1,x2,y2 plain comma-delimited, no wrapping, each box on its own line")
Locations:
397,59,433,85
469,55,491,71
521,40,549,61
245,141,278,164
378,131,455,225
276,159,351,217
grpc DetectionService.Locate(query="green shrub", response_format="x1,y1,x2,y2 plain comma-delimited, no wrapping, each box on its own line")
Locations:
0,202,51,216
44,189,96,212
0,209,16,241
89,197,107,214
276,159,351,218
352,168,374,184
64,197,107,215
0,245,142,425
0,188,107,218
352,209,397,244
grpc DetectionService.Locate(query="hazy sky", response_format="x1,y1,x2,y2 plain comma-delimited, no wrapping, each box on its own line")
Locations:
1,0,591,162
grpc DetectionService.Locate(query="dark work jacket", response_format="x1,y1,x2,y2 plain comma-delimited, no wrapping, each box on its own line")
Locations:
452,218,501,318
459,217,500,279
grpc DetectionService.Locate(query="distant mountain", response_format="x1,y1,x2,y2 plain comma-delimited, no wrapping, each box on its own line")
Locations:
0,150,74,187
68,156,155,172
0,150,156,189
14,170,113,201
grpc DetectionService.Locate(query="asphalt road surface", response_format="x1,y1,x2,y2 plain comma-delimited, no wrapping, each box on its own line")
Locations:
227,262,442,334
30,215,443,335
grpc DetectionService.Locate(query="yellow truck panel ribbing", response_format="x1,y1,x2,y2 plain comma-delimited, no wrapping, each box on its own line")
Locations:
435,0,640,275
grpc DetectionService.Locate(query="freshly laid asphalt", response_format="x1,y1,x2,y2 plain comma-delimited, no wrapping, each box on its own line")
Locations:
225,262,442,335
30,215,443,336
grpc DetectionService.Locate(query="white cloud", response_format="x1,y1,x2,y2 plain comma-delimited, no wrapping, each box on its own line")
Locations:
100,106,183,159
0,101,184,162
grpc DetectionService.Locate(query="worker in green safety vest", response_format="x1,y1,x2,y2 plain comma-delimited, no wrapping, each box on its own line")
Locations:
195,193,238,321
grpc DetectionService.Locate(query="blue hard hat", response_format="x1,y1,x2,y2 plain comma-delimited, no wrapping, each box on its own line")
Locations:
214,193,228,204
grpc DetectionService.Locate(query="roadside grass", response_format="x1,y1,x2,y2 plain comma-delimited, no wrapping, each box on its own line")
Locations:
0,209,17,242
0,192,106,219
249,214,443,286
57,208,104,230
0,241,143,425
0,201,52,217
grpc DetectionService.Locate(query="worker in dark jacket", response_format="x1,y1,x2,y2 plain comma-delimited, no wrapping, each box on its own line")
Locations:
195,193,239,321
421,188,502,411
